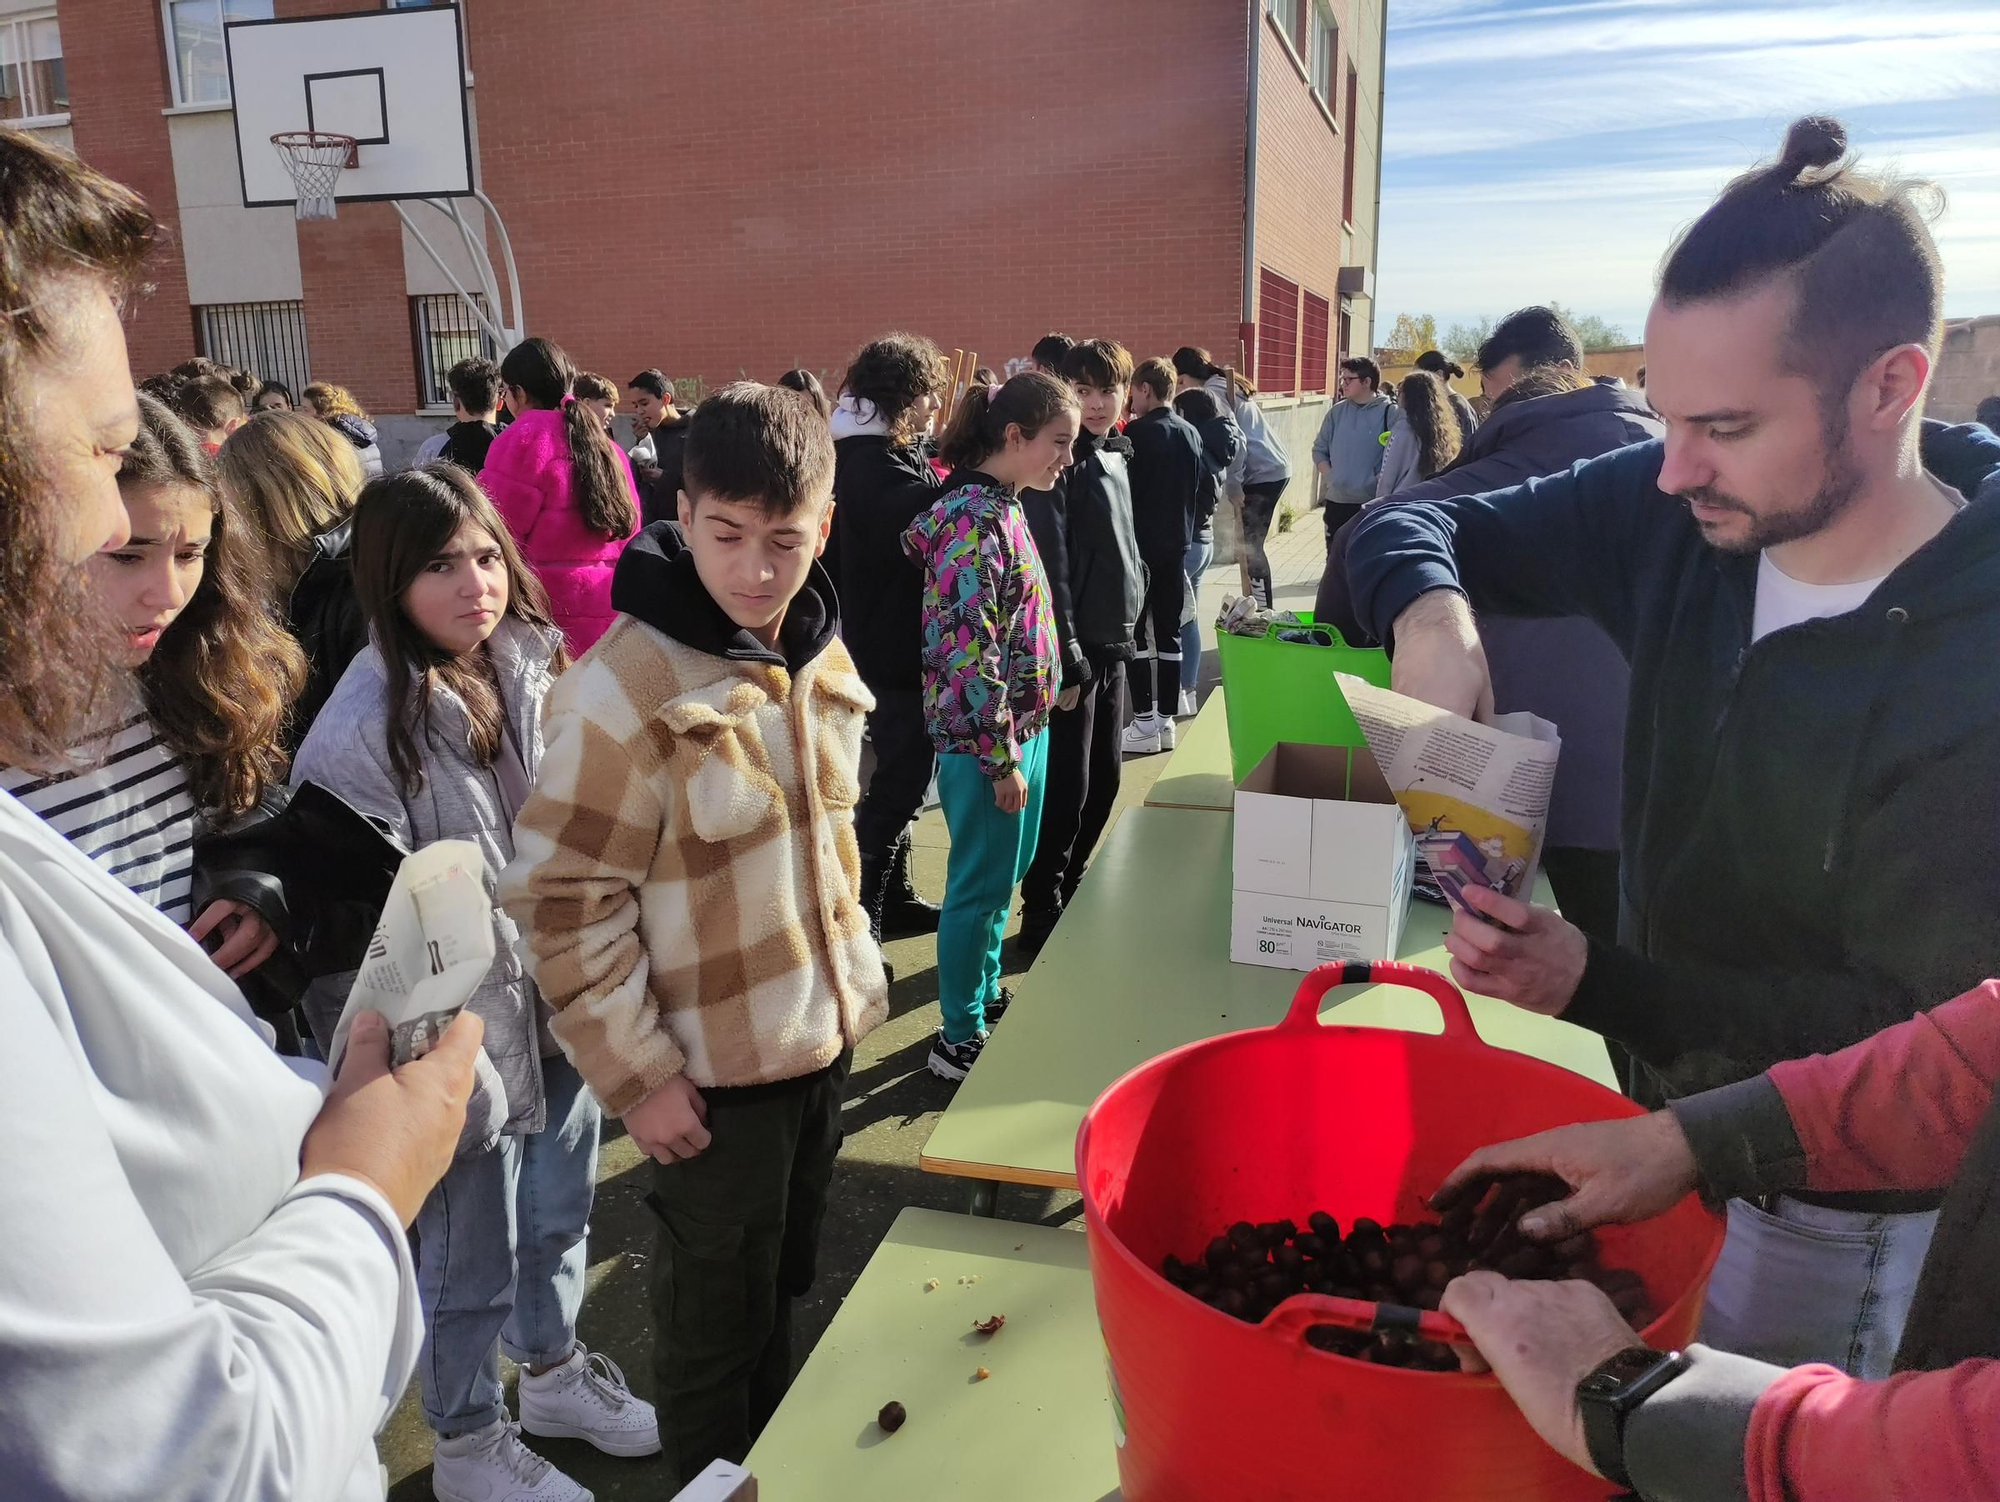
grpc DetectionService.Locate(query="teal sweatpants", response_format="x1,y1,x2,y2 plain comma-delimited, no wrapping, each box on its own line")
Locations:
935,732,1049,1044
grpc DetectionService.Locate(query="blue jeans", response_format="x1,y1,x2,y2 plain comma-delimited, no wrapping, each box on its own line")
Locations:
936,732,1048,1043
1181,531,1213,696
1699,1195,1939,1377
415,1050,603,1434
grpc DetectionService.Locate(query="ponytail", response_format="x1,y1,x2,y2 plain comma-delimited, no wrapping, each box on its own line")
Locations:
938,371,1078,471
501,335,637,539
1172,344,1258,401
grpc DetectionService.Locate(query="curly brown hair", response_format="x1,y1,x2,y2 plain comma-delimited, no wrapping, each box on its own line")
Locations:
1394,371,1464,481
839,332,947,446
0,128,155,770
121,394,307,818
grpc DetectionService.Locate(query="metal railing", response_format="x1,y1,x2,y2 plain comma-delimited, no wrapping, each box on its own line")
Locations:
412,292,499,409
196,299,311,396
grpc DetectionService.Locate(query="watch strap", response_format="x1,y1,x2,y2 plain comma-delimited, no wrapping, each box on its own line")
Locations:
1580,1346,1690,1488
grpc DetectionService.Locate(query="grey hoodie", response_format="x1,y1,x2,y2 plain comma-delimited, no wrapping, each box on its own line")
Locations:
291,615,563,1149
1312,392,1396,505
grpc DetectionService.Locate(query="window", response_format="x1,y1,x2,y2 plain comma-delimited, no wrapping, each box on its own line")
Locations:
412,293,499,409
1338,301,1353,364
1257,268,1301,396
197,300,310,399
1342,63,1359,223
0,14,67,125
1309,3,1337,105
1301,290,1332,393
163,0,273,108
1263,0,1309,57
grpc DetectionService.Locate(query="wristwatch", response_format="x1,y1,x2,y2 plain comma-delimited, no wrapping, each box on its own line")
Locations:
1577,1345,1692,1489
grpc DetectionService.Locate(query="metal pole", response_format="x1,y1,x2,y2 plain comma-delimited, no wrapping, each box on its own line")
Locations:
391,202,509,349
472,189,526,345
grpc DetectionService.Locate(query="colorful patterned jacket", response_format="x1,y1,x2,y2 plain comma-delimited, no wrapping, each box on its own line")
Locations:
902,477,1058,780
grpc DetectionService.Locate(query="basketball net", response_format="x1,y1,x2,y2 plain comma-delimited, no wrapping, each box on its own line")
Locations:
271,131,358,222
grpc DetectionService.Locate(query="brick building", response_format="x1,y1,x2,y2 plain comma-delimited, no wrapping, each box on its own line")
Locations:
8,0,1384,445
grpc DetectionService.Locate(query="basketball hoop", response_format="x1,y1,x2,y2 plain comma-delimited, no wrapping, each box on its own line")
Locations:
270,131,358,222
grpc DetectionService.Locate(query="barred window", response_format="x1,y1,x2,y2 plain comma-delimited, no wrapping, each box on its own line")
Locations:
412,293,500,410
196,299,311,399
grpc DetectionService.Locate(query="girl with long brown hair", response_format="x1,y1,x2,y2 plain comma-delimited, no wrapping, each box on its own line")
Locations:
1375,369,1465,498
289,463,657,1495
481,335,641,652
1,393,304,975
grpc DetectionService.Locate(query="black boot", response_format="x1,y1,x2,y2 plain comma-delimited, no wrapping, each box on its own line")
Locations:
880,828,942,938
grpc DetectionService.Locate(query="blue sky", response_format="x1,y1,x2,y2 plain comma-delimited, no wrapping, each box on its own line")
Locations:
1370,0,2000,347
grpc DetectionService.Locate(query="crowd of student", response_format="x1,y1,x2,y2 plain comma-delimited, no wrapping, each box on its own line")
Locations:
4,107,2000,1502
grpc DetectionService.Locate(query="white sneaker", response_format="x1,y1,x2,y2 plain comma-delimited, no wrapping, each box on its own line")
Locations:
1157,715,1178,751
519,1346,661,1458
1178,689,1199,718
433,1421,592,1502
1121,716,1162,755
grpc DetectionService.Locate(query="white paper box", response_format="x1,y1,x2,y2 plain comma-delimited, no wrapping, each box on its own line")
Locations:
1231,742,1416,970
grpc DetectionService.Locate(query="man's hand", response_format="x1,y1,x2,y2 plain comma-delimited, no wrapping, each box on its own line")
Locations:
1432,1111,1700,1242
992,768,1029,813
1443,884,1587,1015
301,1009,484,1227
1056,685,1081,713
1388,590,1494,723
1315,459,1331,475
1442,1273,1641,1475
188,898,280,979
625,1075,710,1163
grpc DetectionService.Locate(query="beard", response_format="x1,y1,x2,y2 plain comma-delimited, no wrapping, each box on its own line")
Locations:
1679,408,1865,554
0,464,122,773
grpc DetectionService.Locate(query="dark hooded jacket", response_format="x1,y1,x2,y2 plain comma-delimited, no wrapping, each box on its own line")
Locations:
1063,427,1147,662
830,434,944,691
610,519,837,674
1348,420,2000,1106
284,516,368,754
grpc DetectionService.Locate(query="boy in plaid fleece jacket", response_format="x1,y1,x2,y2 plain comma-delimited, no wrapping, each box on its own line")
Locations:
500,383,886,1484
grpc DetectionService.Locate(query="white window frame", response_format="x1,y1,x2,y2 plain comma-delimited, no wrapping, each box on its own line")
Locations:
0,11,69,128
160,0,274,109
1308,2,1337,108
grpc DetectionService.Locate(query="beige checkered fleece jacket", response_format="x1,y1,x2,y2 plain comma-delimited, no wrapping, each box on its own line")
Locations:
500,616,890,1114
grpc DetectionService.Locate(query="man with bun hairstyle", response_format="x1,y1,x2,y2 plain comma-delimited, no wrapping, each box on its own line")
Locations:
1345,116,2000,1372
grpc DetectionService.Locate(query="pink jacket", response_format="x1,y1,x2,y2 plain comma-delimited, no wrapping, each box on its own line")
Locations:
480,408,639,652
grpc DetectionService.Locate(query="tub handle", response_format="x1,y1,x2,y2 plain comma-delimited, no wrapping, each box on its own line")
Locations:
1280,961,1479,1043
1263,1290,1476,1354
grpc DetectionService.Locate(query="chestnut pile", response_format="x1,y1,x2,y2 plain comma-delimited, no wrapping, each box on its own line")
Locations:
1158,1174,1654,1372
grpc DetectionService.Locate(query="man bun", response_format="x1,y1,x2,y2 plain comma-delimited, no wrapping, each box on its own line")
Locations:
1779,115,1847,180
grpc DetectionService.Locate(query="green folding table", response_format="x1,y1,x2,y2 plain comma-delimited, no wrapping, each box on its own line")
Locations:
920,805,1614,1212
1141,688,1235,813
744,1208,1118,1500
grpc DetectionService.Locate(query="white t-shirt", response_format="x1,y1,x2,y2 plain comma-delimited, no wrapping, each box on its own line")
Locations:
1751,553,1887,642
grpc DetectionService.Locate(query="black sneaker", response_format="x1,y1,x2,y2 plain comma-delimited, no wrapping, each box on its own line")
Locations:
927,1030,986,1082
982,987,1015,1028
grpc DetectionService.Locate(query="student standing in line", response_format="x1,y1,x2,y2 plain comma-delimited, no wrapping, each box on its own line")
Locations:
1414,349,1480,440
1173,386,1242,713
302,381,385,478
626,368,693,528
503,384,886,1484
482,336,642,654
1173,346,1291,608
295,465,657,1502
1017,339,1145,953
1,393,303,977
251,378,293,413
778,367,832,418
1375,370,1465,497
572,371,620,432
1311,355,1396,534
904,373,1069,1080
415,356,504,472
1121,356,1207,754
828,333,949,945
216,409,370,753
167,372,248,454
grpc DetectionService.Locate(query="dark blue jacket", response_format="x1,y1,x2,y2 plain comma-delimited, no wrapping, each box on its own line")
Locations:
1388,381,1661,850
1348,420,2000,1100
1124,406,1208,559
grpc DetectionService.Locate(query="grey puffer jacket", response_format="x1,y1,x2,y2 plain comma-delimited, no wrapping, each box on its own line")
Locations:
291,615,562,1149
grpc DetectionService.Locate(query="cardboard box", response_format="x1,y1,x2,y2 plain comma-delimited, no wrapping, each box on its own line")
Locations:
1231,741,1416,970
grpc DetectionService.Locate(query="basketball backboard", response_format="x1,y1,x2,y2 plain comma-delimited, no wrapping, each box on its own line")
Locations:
227,4,472,208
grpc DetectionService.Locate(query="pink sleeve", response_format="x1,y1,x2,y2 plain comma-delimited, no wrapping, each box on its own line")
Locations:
1767,980,2000,1193
1748,1361,2000,1502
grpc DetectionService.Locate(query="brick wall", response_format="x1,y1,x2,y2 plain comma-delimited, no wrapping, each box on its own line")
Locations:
61,0,193,379
1935,316,2000,423
467,0,1249,393
1250,3,1351,395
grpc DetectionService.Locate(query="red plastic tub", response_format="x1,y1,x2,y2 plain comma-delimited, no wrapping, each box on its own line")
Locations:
1076,960,1725,1502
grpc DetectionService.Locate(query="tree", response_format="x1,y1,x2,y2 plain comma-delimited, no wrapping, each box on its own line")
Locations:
1441,317,1492,364
1548,301,1630,351
1380,312,1438,364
